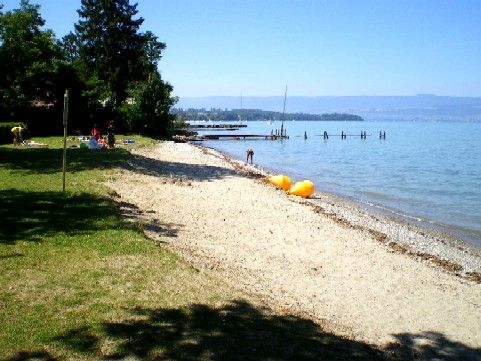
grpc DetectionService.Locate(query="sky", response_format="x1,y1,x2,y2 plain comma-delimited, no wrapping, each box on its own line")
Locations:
2,0,481,97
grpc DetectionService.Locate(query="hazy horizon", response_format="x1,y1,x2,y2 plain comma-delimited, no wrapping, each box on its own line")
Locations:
176,94,481,120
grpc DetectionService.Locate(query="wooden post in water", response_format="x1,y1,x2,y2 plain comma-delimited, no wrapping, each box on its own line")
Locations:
62,89,69,193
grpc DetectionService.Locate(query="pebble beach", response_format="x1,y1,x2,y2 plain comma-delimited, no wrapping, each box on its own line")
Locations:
107,141,481,353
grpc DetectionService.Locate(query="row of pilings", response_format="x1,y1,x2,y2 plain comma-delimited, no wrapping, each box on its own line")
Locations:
301,130,387,140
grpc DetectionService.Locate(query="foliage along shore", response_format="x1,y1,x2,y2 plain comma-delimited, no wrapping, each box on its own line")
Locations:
0,0,176,138
173,108,364,122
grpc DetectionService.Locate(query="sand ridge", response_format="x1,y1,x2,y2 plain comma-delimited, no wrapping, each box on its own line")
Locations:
108,141,481,350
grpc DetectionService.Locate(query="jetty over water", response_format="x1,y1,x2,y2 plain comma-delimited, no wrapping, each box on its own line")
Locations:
174,128,386,142
188,130,386,141
195,134,288,141
187,123,247,129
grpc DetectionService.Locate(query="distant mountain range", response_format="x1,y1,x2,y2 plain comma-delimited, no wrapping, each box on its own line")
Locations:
176,95,481,121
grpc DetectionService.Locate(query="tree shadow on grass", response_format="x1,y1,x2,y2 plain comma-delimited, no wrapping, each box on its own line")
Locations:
0,147,128,175
7,303,481,361
52,300,385,360
7,350,57,361
0,190,180,245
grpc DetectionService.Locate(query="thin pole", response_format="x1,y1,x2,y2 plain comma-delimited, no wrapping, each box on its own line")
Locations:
240,92,243,125
281,84,287,137
62,89,69,192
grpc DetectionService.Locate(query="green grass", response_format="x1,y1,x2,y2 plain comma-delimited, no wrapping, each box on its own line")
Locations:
0,136,389,360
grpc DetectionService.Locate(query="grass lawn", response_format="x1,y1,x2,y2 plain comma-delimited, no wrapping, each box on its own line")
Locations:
0,136,386,360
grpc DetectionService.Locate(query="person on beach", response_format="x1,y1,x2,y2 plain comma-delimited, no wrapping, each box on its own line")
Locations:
11,125,24,146
246,148,254,164
107,120,115,148
88,136,98,149
91,124,101,140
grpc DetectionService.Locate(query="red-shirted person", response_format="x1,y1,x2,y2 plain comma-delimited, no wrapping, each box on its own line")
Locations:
91,124,102,140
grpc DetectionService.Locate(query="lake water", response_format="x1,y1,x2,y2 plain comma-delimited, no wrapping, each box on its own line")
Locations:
198,120,481,247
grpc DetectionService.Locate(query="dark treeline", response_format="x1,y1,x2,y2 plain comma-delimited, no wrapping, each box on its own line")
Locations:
0,0,177,138
173,108,364,122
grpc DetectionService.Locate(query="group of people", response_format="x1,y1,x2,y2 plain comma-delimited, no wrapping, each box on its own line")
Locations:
10,121,116,149
88,121,115,149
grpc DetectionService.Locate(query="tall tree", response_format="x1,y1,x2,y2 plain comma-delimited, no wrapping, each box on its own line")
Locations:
70,0,176,134
74,0,155,107
0,0,61,119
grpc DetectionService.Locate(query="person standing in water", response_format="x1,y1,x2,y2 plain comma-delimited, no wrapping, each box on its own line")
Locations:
246,148,254,164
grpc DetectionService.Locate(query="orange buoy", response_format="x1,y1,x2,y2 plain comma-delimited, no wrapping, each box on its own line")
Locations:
288,180,315,198
267,175,292,191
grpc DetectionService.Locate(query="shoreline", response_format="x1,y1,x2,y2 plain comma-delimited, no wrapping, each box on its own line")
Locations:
108,141,481,348
206,144,481,250
197,119,481,251
198,143,481,279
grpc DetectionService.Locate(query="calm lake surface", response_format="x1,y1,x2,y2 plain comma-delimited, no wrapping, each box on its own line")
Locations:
198,120,481,247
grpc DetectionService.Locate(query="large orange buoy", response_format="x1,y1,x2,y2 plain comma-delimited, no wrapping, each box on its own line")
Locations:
267,175,292,191
288,180,315,198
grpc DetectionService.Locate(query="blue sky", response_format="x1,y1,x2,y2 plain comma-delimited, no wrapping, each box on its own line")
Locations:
2,0,481,97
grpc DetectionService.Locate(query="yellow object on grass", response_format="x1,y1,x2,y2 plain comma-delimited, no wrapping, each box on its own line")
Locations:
11,126,22,134
288,180,315,198
267,175,292,191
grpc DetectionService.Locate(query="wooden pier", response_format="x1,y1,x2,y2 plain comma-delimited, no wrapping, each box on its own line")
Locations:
187,123,247,129
195,134,288,141
174,129,386,142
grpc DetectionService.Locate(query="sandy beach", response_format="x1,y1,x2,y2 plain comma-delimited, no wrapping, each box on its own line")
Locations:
107,141,481,354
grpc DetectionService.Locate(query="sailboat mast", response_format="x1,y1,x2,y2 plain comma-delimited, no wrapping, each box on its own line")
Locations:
240,93,243,124
281,85,287,136
238,92,243,124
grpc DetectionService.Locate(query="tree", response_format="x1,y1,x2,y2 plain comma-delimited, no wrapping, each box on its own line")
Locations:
74,0,155,107
0,0,62,119
69,0,176,135
119,71,177,137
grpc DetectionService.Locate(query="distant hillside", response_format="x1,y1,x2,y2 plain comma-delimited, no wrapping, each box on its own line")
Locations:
172,108,363,121
176,95,481,121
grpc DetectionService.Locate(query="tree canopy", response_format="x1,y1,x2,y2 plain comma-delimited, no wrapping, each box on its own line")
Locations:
74,0,150,106
0,0,61,119
0,0,177,137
